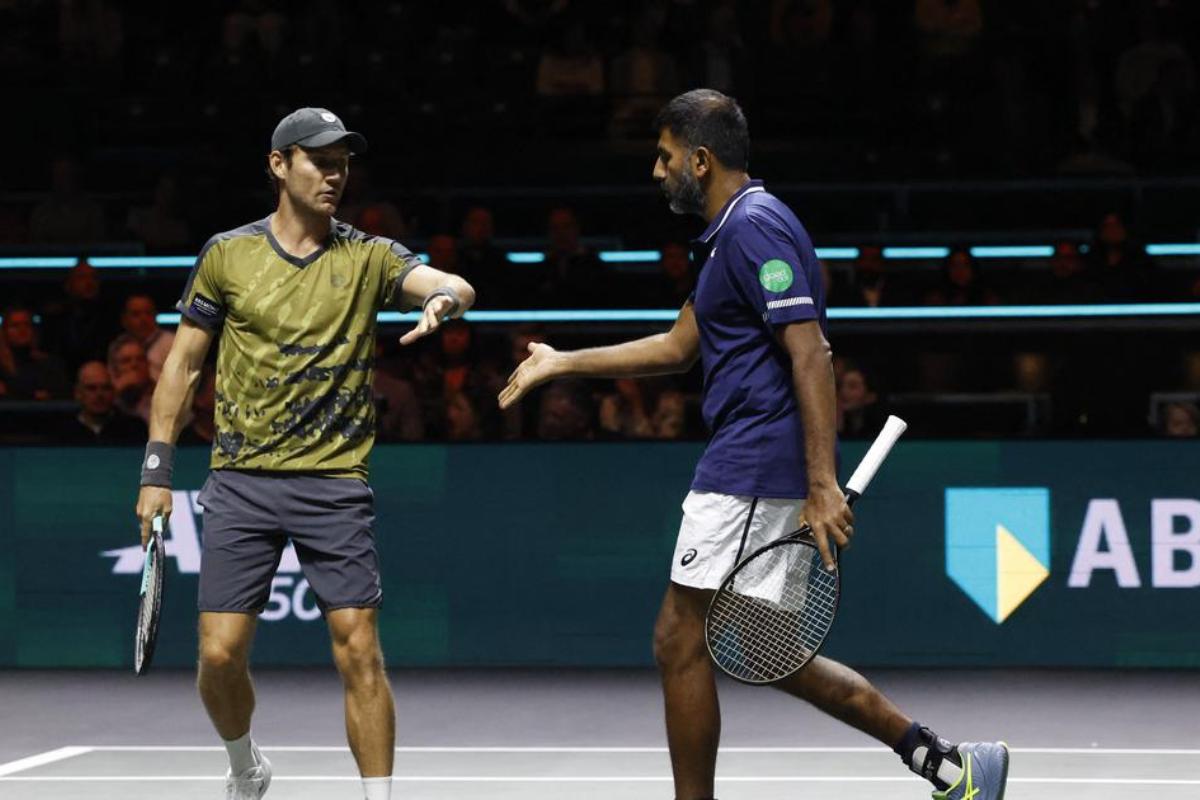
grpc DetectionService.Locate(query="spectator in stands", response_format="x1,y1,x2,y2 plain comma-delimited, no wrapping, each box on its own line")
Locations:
444,390,483,441
374,339,425,442
537,379,595,440
608,11,679,139
914,0,983,60
107,333,154,422
459,206,508,305
64,360,147,444
837,362,885,439
41,261,117,369
1037,241,1100,304
412,320,501,434
28,156,106,245
120,294,175,381
535,20,604,97
925,248,999,306
652,389,688,439
771,0,835,51
834,246,900,307
58,0,124,74
536,207,605,305
126,174,192,252
1114,10,1195,122
652,241,695,307
338,166,407,240
0,306,70,401
1161,401,1199,438
598,378,653,438
1087,212,1153,301
178,366,216,445
205,9,264,95
426,234,458,273
1129,58,1198,170
690,0,746,96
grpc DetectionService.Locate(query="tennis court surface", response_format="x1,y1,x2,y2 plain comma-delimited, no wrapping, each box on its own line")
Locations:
4,669,1198,799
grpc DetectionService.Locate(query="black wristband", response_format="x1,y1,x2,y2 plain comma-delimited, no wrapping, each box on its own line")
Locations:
140,441,176,487
422,287,462,319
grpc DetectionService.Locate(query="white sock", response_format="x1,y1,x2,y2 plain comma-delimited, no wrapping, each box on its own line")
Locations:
363,776,392,800
223,732,257,775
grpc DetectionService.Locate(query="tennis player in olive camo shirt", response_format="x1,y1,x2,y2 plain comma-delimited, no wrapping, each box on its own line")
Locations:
134,108,475,800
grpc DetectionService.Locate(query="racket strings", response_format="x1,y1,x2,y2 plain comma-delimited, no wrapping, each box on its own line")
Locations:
707,542,839,683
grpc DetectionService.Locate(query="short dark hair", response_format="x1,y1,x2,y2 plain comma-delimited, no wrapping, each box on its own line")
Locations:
653,89,749,171
266,145,297,198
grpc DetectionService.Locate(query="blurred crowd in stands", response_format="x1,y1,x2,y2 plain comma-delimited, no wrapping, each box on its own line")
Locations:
3,0,1200,444
4,0,1200,247
3,202,1198,445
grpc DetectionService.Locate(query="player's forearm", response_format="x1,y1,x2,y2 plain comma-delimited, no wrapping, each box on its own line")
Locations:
148,353,202,443
563,333,692,378
790,345,840,491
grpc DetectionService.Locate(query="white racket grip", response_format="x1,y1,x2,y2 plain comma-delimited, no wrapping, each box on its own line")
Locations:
152,514,165,535
845,415,907,497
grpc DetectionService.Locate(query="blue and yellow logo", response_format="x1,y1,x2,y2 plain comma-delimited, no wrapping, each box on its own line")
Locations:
946,488,1051,624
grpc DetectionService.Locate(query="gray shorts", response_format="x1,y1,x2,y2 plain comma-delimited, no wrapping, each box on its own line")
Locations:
197,470,382,614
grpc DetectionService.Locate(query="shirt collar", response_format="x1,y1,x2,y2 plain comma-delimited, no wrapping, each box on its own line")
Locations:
694,179,765,244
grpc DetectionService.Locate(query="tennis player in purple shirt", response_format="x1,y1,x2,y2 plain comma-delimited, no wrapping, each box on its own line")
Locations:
500,89,1009,800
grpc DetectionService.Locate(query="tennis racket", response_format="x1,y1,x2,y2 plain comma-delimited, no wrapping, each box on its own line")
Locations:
705,415,908,685
134,513,166,676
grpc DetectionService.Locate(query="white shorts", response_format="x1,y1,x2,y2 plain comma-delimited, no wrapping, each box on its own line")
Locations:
670,491,804,590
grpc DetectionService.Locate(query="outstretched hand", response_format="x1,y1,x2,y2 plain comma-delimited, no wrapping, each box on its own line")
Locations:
400,295,457,346
498,342,564,409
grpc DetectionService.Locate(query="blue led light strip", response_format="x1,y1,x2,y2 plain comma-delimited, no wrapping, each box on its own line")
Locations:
10,243,1199,271
88,256,197,268
970,246,1055,258
156,303,1200,327
1146,243,1200,256
0,257,80,268
882,247,951,259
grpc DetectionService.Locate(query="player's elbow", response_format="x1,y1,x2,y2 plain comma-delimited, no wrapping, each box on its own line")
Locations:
660,336,697,374
448,275,476,313
790,337,833,373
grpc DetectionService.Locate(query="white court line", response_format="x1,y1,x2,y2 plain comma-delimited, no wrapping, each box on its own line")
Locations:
0,747,92,777
2,776,1200,786
75,745,1200,755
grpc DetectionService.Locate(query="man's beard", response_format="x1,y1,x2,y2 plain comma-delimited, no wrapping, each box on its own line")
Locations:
663,168,706,216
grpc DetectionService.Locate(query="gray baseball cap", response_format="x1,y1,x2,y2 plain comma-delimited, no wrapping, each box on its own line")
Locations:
270,107,368,154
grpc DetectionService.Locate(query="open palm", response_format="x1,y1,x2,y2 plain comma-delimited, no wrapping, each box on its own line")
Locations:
498,342,562,409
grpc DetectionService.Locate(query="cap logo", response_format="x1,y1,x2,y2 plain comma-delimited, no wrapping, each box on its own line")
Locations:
320,112,338,123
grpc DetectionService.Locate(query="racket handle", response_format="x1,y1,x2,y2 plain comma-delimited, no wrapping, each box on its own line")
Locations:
152,514,165,535
845,415,908,500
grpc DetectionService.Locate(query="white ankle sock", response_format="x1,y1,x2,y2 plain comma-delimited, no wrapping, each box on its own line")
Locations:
223,732,257,775
363,776,392,800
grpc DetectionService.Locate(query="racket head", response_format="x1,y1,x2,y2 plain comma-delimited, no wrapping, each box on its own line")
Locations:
704,528,840,685
134,516,166,676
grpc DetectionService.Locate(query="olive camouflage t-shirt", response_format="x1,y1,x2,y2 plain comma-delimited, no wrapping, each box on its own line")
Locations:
177,216,420,478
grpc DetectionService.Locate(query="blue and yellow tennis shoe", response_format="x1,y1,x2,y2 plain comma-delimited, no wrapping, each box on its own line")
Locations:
933,741,1009,800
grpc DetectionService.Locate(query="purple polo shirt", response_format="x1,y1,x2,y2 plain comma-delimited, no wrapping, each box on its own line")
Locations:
689,180,828,498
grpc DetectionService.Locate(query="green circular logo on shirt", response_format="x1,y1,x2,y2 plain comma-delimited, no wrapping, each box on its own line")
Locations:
759,259,794,292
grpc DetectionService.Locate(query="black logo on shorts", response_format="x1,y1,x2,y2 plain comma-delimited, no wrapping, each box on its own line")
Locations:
680,548,698,566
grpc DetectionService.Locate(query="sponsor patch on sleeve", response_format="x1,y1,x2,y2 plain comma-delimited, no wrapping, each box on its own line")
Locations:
758,259,795,292
189,293,222,320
